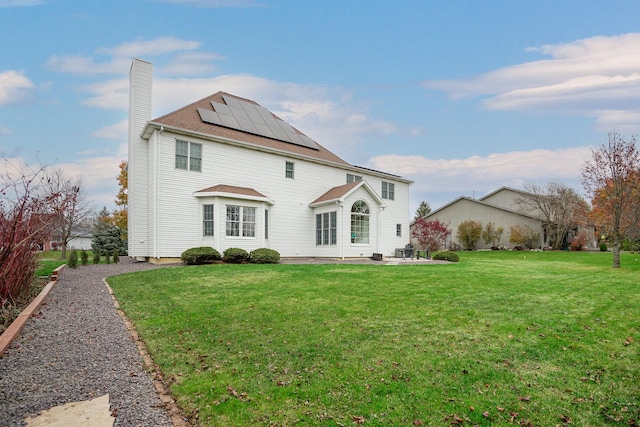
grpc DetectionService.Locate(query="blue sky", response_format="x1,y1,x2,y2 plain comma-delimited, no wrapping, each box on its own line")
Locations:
2,0,640,214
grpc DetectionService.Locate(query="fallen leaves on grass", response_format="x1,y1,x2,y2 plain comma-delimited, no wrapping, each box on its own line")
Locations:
351,415,365,424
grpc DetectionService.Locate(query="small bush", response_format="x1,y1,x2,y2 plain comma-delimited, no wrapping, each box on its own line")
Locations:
432,251,459,262
223,247,249,264
600,242,608,252
181,246,222,265
68,250,78,269
112,250,119,264
93,252,101,264
250,248,280,264
80,250,89,266
105,253,111,264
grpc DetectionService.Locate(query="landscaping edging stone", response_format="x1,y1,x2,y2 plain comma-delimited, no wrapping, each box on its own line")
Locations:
0,264,66,357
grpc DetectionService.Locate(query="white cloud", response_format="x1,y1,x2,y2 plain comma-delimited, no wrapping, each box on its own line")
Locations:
370,147,592,211
161,52,224,76
0,126,10,136
97,37,201,58
93,119,128,140
0,0,44,7
0,70,36,105
423,33,640,133
46,37,211,76
45,55,132,76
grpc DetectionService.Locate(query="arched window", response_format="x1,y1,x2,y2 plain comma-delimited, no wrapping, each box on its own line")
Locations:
351,200,370,244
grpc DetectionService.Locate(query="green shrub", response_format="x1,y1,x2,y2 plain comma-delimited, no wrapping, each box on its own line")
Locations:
223,247,249,264
112,250,119,264
250,248,280,264
93,252,101,264
432,251,459,262
105,253,111,264
80,250,89,266
68,250,78,269
599,242,608,252
181,246,222,265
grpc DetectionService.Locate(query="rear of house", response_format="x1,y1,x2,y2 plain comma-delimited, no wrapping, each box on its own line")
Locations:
128,59,411,262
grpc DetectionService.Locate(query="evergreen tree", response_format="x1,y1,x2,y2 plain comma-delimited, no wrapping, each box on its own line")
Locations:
414,201,432,221
92,206,128,256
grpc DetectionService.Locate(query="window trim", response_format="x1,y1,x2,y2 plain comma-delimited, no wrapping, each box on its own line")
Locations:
285,161,295,179
350,200,370,244
382,181,395,200
175,140,202,172
316,211,337,246
203,204,214,237
347,173,362,184
226,205,257,238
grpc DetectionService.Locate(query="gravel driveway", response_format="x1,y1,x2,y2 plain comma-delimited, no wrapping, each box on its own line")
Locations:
0,260,175,427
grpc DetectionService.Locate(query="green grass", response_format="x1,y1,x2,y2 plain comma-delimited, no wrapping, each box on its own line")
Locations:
108,251,640,426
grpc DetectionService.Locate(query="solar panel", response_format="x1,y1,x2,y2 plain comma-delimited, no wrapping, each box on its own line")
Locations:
196,95,320,151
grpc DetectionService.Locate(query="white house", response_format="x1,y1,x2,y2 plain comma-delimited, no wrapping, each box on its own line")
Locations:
128,59,412,263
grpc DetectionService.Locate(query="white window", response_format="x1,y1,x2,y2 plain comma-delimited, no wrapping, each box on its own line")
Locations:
226,205,256,237
176,140,202,172
350,201,370,244
347,174,362,184
285,161,295,179
382,181,395,200
316,211,337,245
203,204,214,236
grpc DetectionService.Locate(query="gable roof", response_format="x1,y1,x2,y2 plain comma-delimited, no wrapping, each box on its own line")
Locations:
193,184,274,204
424,196,541,222
144,91,350,166
479,186,532,202
309,180,385,207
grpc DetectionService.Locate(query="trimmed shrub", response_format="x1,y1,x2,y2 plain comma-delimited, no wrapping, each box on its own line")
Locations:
432,251,459,262
93,252,101,264
105,253,111,264
112,250,119,264
599,242,608,252
80,250,89,266
250,248,280,264
68,250,78,269
181,246,221,265
223,247,249,264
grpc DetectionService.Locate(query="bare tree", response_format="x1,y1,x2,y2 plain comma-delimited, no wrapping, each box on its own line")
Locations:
517,182,588,250
40,168,95,259
1,160,60,302
582,132,640,268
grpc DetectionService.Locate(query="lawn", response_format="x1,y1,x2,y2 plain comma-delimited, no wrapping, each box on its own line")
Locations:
108,251,640,426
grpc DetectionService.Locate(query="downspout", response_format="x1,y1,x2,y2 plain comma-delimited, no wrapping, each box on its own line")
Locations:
338,201,344,260
378,206,385,255
154,126,162,259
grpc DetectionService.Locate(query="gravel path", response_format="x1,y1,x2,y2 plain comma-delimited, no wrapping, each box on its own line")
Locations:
0,260,175,427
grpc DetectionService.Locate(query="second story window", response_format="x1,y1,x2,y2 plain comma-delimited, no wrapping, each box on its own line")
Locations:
285,161,295,179
176,140,202,172
347,174,362,184
382,181,395,200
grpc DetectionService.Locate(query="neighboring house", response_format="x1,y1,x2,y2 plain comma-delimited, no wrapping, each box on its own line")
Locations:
41,228,93,251
416,186,596,250
128,59,412,263
416,193,544,250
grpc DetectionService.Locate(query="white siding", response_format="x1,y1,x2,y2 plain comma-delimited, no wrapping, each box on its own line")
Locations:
142,130,411,258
